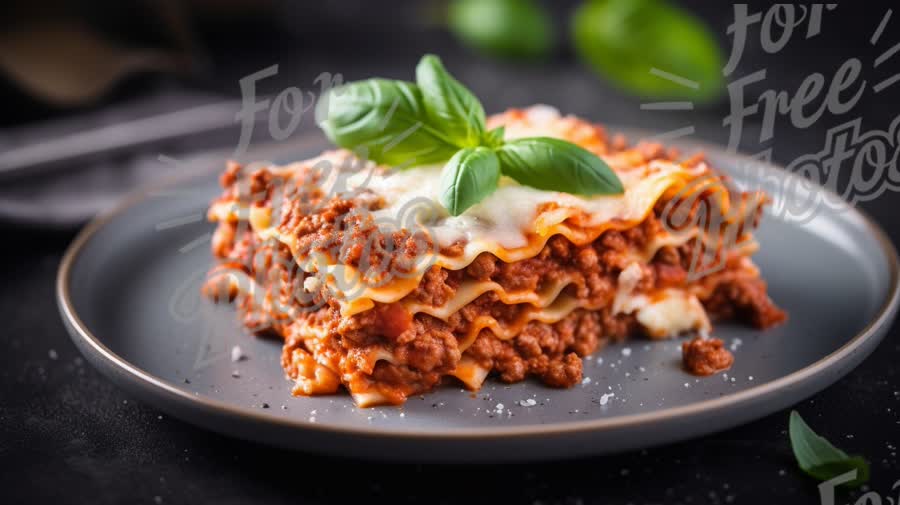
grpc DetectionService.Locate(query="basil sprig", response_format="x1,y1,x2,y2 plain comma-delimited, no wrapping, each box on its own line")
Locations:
440,147,501,216
499,137,623,195
416,54,486,147
316,79,459,166
317,54,623,215
789,411,870,488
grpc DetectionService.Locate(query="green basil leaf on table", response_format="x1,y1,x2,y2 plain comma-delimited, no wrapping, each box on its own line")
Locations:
415,54,486,147
571,0,724,102
789,411,870,487
448,0,554,60
316,78,459,166
440,146,501,216
497,137,623,195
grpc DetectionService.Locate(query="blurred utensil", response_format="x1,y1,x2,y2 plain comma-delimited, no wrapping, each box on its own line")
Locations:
0,99,267,182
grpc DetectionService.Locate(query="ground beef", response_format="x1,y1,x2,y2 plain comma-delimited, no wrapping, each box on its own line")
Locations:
465,252,497,280
392,316,460,373
411,266,459,307
682,337,734,376
704,276,787,329
464,309,636,388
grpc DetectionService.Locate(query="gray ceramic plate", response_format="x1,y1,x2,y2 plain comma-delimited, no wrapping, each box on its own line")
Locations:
57,135,899,462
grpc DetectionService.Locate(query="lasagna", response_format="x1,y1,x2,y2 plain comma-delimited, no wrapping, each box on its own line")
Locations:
204,105,785,407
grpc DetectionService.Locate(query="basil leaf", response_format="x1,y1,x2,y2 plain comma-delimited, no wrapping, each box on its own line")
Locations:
448,0,554,60
484,126,506,148
571,0,724,101
316,78,459,166
415,54,486,148
789,411,870,488
440,147,500,216
497,137,623,195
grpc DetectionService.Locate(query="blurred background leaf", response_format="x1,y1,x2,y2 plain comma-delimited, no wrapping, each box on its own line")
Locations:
447,0,555,60
445,0,725,102
570,0,724,101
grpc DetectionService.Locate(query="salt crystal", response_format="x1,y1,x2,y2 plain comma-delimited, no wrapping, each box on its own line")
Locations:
48,349,58,360
230,346,246,362
622,347,632,357
599,393,615,405
582,377,592,385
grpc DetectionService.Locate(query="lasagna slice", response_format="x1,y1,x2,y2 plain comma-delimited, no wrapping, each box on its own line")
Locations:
204,105,785,407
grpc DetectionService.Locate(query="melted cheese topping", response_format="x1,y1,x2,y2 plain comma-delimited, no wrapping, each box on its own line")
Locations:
344,158,705,251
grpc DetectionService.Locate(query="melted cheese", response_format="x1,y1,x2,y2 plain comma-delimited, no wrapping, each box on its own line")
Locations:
636,291,710,339
344,158,704,252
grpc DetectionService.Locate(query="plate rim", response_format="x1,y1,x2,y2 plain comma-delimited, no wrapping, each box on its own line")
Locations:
56,137,900,441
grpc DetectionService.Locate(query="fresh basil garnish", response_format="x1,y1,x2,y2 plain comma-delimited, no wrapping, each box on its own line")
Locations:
571,0,724,101
440,147,501,216
416,55,485,147
484,126,506,148
789,411,870,488
498,137,623,195
316,54,624,216
448,0,554,60
316,79,458,166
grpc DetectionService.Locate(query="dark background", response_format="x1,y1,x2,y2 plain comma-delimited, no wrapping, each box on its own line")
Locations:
2,1,899,504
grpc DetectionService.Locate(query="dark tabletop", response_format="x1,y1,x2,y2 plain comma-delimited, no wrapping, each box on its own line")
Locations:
2,2,900,504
